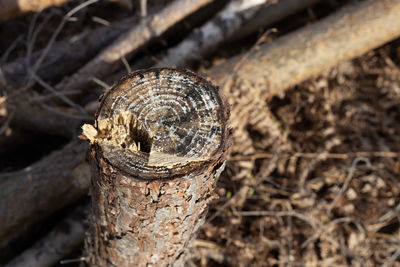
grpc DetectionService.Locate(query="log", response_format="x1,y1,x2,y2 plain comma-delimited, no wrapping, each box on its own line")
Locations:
81,68,231,266
0,0,73,23
229,0,320,42
4,203,89,267
0,141,90,249
156,0,271,67
209,0,400,95
157,0,320,67
54,0,214,95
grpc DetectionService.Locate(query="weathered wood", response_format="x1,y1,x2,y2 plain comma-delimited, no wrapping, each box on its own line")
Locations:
0,0,73,23
156,0,271,67
210,0,400,94
55,0,213,95
157,0,320,68
228,0,320,42
82,68,231,266
0,141,89,249
5,203,89,267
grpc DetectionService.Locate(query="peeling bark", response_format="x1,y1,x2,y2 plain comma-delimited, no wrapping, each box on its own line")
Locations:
82,68,231,266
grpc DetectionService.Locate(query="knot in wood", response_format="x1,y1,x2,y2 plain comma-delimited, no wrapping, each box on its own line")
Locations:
83,68,229,180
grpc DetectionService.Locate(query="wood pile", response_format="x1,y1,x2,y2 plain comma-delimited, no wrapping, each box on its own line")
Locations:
1,0,400,266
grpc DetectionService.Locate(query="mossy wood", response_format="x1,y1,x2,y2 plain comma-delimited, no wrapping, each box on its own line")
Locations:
82,68,231,266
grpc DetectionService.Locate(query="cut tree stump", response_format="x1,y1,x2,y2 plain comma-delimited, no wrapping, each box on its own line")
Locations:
81,68,231,266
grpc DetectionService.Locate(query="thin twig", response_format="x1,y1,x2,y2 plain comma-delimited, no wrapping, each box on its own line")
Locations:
228,151,400,161
40,103,91,120
237,210,317,229
32,0,100,75
1,35,23,65
140,0,147,18
121,55,132,73
301,217,353,248
91,77,111,90
0,107,15,136
30,71,87,115
327,157,371,215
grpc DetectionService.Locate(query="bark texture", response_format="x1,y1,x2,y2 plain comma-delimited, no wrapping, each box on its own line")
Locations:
83,68,231,266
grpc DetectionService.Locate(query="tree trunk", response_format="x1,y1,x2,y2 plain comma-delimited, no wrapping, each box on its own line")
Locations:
82,68,231,266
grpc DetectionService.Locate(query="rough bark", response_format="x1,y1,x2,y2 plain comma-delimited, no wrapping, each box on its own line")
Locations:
55,0,213,95
0,0,73,23
82,68,231,266
4,203,89,267
0,141,90,249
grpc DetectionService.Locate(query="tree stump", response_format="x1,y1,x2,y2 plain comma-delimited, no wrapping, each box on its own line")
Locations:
82,68,231,266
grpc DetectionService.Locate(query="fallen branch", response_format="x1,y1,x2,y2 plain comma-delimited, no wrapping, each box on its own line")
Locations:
156,0,271,67
0,141,89,249
157,0,320,67
0,0,73,23
5,203,89,267
229,0,320,42
54,0,213,95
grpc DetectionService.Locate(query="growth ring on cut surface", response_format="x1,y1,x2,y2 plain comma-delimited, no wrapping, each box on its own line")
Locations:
90,68,228,180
